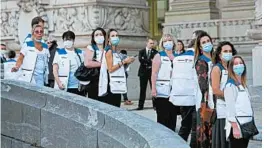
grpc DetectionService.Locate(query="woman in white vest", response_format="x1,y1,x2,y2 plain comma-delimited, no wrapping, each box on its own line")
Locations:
170,44,197,141
4,50,18,79
98,29,135,107
211,41,237,148
193,31,214,148
83,27,106,100
11,24,49,87
151,34,176,131
53,31,84,95
224,55,255,148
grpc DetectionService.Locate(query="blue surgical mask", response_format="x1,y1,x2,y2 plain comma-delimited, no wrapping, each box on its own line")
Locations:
95,36,105,44
202,42,213,53
163,41,173,50
222,53,232,62
110,37,120,46
34,38,42,43
233,64,245,76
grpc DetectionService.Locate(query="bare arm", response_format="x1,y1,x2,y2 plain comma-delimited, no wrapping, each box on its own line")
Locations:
11,54,24,72
151,54,161,92
84,48,101,68
53,64,61,85
105,50,123,73
211,66,224,97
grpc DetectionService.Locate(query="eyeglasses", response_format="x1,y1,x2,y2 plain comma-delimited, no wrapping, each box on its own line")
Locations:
34,30,44,34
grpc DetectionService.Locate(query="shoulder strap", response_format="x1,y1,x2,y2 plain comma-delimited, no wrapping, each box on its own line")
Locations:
74,48,82,64
91,44,97,60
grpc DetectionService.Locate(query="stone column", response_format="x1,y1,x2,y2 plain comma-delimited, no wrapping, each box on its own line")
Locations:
164,0,219,23
247,0,262,86
221,0,255,19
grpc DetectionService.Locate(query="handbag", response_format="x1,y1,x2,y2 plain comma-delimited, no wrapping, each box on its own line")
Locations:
200,93,217,124
74,48,100,81
200,101,216,124
235,116,259,139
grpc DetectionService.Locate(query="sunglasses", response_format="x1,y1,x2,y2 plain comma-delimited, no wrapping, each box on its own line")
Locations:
34,30,44,34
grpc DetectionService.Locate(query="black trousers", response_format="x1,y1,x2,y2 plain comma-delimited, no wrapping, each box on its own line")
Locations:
155,98,177,131
178,106,195,141
190,109,197,148
45,79,55,88
138,75,152,108
98,92,121,107
87,80,99,100
67,88,85,96
229,129,249,148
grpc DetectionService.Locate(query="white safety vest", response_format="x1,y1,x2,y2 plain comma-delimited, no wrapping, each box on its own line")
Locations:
53,48,83,91
214,63,228,119
3,59,18,80
156,51,172,98
225,80,253,139
18,41,49,84
170,50,196,106
98,50,127,96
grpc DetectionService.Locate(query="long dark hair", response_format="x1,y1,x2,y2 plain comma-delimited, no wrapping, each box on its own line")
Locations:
91,27,106,48
194,31,213,62
213,41,237,64
177,40,185,53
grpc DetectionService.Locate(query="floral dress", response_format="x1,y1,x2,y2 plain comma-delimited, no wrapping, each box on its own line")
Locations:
195,57,213,148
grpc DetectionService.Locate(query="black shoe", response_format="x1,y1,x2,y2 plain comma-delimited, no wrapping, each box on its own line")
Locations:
136,107,143,110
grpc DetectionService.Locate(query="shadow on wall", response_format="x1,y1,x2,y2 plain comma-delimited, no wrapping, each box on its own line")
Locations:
1,79,189,148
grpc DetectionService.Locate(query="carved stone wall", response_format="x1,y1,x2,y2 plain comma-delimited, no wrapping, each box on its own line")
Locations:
0,0,149,50
163,18,258,85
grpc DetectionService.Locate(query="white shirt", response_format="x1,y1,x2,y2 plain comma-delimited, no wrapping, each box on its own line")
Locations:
146,47,151,56
87,45,103,62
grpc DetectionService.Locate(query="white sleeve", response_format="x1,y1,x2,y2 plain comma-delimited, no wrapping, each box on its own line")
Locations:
52,51,59,65
224,84,237,122
20,43,28,56
87,45,95,52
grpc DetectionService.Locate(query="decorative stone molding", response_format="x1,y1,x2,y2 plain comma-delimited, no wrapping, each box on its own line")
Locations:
163,18,256,45
51,6,148,36
0,11,19,40
16,0,49,41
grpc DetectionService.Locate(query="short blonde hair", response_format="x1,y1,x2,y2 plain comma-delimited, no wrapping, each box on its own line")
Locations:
159,34,176,51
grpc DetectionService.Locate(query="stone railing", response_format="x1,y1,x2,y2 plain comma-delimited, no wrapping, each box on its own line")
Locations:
163,18,258,47
1,79,189,148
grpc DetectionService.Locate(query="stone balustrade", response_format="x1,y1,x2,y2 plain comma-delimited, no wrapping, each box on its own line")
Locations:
1,79,189,148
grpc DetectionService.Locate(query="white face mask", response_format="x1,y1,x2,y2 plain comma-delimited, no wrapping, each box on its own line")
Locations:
0,50,8,55
63,40,73,49
95,36,105,44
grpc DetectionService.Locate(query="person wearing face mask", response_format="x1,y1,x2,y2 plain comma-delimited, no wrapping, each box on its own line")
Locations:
151,34,177,131
0,43,7,63
137,38,158,110
98,28,135,107
224,55,257,148
211,41,237,148
24,16,45,44
193,31,214,148
53,31,84,95
170,39,197,141
45,36,58,88
11,24,49,87
83,27,106,99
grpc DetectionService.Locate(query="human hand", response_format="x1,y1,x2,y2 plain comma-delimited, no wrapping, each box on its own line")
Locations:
11,66,19,72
